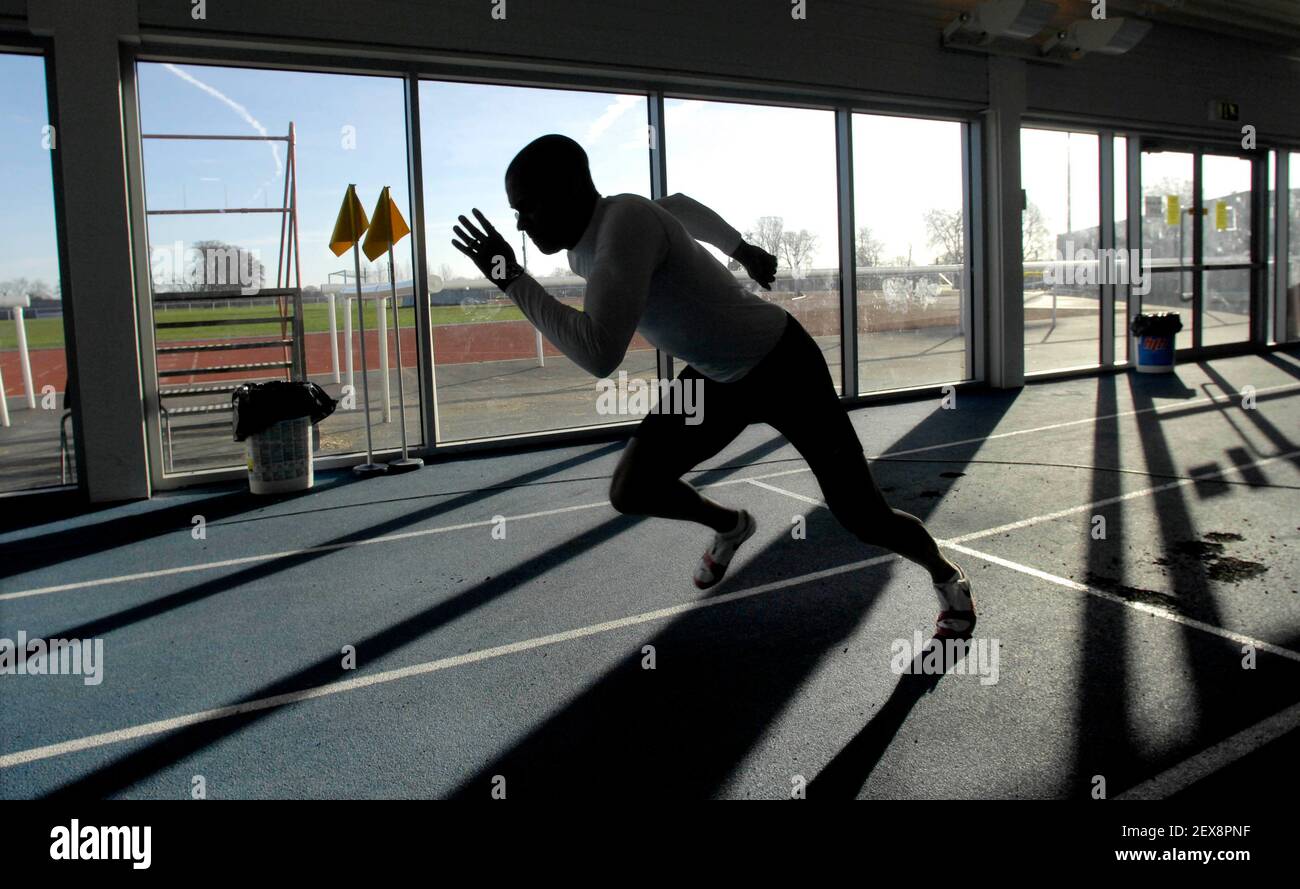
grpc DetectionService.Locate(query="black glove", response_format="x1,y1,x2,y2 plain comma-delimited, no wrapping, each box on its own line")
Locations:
451,209,525,292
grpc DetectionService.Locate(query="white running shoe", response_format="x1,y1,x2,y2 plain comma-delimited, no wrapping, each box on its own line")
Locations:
933,562,977,639
693,509,757,590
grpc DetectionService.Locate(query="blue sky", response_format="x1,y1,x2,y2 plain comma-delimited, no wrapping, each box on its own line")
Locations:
10,55,1263,301
0,54,60,289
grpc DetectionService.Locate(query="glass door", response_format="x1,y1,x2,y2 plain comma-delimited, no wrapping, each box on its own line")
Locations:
1139,142,1260,351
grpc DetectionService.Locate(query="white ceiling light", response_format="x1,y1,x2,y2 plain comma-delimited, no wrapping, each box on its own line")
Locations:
943,0,1057,46
1042,16,1153,56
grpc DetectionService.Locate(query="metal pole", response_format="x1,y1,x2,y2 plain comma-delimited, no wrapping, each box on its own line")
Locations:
345,295,354,392
15,306,35,409
351,242,385,477
0,363,9,427
378,294,391,422
386,246,421,471
328,292,340,382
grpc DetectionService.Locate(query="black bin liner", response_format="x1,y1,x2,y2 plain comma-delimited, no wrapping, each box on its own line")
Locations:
1130,312,1183,338
232,381,338,442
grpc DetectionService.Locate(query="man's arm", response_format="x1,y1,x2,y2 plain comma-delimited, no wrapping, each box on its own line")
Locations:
654,192,744,255
505,202,666,378
655,192,777,290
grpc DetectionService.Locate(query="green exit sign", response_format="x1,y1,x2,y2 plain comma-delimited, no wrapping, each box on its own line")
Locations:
1210,100,1240,122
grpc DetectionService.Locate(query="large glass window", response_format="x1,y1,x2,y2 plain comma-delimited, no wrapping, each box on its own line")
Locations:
420,82,652,442
137,62,416,474
1021,128,1101,374
852,114,969,392
1114,135,1129,364
0,52,74,494
1138,149,1193,353
1287,152,1299,342
1201,154,1252,347
664,98,841,391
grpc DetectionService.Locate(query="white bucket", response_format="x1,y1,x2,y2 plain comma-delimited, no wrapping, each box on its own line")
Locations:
246,416,313,494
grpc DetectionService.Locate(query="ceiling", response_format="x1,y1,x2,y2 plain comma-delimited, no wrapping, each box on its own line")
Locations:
940,0,1300,53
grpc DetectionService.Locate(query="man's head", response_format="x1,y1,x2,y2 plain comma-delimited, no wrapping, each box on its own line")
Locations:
505,134,599,255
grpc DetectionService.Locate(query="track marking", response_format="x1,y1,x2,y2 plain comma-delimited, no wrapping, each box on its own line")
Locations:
4,445,1298,770
947,448,1300,546
5,379,1294,600
1115,701,1300,800
745,477,822,504
941,541,1300,664
878,380,1300,460
0,552,897,770
749,470,1300,662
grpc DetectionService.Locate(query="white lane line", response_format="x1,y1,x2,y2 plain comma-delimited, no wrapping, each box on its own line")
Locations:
947,448,1300,546
0,551,897,770
745,478,823,505
879,380,1300,460
4,384,1296,604
941,541,1300,664
0,465,816,603
5,435,1298,770
1115,702,1300,800
748,471,1300,663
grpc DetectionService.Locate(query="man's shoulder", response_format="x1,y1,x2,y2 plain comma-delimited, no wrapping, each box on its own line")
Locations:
598,194,670,237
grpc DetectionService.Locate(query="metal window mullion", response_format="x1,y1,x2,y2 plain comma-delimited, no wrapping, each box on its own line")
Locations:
966,119,984,383
648,91,674,385
1275,152,1291,343
1126,136,1141,362
1099,130,1115,366
120,50,163,487
404,71,438,453
1192,153,1203,349
835,107,857,398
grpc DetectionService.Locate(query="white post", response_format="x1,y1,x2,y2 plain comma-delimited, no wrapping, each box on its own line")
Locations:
0,362,9,427
14,306,35,409
378,295,391,422
535,327,545,368
328,292,340,383
344,296,354,394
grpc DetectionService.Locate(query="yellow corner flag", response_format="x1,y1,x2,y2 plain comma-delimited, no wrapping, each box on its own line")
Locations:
329,184,370,257
362,186,412,261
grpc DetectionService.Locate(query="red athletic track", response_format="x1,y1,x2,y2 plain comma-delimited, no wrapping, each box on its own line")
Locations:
2,293,961,396
1,320,658,396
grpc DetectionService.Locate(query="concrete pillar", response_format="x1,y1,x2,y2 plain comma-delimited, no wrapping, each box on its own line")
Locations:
29,0,150,501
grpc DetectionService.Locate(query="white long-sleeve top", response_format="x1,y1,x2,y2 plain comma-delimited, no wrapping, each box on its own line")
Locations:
502,192,789,383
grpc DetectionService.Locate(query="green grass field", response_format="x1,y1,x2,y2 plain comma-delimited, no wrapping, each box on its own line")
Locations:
0,301,530,350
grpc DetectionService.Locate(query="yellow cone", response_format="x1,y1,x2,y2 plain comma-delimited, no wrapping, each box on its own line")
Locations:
329,184,370,257
362,186,412,261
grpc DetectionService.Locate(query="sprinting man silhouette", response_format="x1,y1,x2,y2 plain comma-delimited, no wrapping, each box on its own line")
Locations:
452,134,976,638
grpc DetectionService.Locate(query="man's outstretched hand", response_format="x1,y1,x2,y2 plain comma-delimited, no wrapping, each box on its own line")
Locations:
451,209,523,291
730,241,778,290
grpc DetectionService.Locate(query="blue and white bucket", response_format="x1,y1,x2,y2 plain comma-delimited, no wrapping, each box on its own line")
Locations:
1134,333,1175,373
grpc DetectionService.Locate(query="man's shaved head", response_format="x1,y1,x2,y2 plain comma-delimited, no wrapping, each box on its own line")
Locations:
505,134,600,255
506,134,595,194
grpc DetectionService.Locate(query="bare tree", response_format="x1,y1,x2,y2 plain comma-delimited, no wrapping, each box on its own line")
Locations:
923,208,964,265
780,229,819,273
1022,202,1051,261
744,216,785,260
176,240,266,292
856,226,885,268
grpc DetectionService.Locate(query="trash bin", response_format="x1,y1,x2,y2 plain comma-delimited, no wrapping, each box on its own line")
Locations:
233,381,338,494
1130,312,1183,374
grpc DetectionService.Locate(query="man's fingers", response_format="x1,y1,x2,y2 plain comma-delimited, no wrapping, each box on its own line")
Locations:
452,225,479,249
451,239,472,257
472,208,498,236
457,214,486,242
